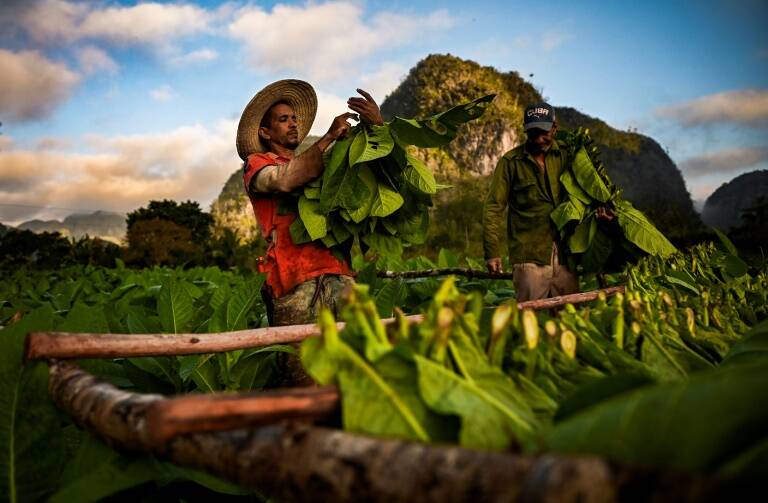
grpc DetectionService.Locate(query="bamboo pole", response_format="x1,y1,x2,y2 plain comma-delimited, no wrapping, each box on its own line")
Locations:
25,287,623,360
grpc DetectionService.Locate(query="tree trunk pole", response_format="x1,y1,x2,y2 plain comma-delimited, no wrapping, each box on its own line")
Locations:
47,362,623,502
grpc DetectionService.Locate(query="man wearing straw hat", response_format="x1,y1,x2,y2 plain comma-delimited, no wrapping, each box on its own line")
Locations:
237,79,383,328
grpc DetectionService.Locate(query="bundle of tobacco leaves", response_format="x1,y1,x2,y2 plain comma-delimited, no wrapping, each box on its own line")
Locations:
288,95,495,257
551,128,678,273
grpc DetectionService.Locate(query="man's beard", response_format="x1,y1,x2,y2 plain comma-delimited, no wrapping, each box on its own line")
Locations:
526,140,551,155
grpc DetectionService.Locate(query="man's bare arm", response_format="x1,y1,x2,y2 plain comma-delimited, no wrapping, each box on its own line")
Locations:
251,112,356,194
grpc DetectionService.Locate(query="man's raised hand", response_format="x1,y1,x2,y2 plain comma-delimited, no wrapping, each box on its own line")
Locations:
328,112,357,140
347,89,384,126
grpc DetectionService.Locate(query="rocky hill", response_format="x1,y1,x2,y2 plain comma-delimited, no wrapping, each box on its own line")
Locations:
380,54,701,237
212,54,702,245
702,170,768,231
16,211,126,243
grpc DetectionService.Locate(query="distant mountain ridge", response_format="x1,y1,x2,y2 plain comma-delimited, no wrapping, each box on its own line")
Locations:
16,211,126,243
702,170,768,231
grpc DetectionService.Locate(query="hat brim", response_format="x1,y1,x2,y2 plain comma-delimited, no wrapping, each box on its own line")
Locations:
524,121,554,132
236,79,318,161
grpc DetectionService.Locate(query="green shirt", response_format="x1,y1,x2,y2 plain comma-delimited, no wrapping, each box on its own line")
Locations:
483,139,570,265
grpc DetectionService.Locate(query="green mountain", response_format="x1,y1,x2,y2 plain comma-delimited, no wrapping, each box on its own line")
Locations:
702,169,768,231
16,211,126,243
380,54,701,239
212,54,702,251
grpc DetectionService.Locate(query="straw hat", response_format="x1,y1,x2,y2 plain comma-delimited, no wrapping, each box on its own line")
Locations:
236,79,318,160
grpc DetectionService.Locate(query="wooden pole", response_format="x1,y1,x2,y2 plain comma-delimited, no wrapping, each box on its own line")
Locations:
144,386,339,444
378,268,515,279
25,287,623,361
45,362,602,502
48,361,714,503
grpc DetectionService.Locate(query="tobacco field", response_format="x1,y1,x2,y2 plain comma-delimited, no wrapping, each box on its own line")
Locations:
1,234,767,501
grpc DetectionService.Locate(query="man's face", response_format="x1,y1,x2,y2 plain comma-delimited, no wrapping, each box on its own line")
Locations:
525,123,557,155
261,103,300,150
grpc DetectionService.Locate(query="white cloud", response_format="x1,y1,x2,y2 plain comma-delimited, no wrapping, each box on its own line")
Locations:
541,31,571,53
227,1,453,83
311,91,354,136
656,89,768,128
20,0,212,46
171,48,219,66
358,62,407,103
150,85,177,102
0,49,80,122
0,120,239,223
680,146,768,176
76,45,118,75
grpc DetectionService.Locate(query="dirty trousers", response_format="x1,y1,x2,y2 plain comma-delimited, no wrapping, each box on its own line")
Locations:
265,274,355,386
512,242,579,302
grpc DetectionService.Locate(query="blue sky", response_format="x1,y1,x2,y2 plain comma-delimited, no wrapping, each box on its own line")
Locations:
1,0,766,224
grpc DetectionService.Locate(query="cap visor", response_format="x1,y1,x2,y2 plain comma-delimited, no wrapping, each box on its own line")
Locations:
524,121,554,132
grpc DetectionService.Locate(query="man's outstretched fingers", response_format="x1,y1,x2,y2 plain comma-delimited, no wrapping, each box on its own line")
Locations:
356,88,374,102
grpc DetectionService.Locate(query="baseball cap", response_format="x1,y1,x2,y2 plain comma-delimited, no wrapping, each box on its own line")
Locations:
523,102,556,131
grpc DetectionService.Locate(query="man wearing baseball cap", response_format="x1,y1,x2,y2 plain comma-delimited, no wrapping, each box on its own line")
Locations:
482,102,613,301
236,80,383,328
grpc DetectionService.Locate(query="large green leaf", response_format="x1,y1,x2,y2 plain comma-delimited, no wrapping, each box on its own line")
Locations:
580,227,614,273
0,306,67,503
414,354,539,450
348,124,394,166
547,362,768,472
374,278,402,318
59,302,110,333
226,276,264,331
550,197,585,231
389,94,495,148
302,312,431,442
362,232,403,257
347,164,378,223
403,155,437,194
721,319,768,366
322,135,353,188
569,215,596,253
50,436,248,503
298,196,328,241
369,183,404,218
157,277,194,334
615,200,677,257
560,169,592,205
571,147,611,203
320,144,370,213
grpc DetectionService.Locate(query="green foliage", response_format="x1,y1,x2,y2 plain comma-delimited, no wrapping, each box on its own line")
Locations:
302,279,544,450
292,95,494,257
547,362,768,473
127,199,213,243
322,241,767,479
552,128,677,273
0,307,64,503
0,228,121,270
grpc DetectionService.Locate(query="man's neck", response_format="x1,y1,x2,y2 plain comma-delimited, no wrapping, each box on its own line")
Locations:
525,142,546,167
268,143,295,159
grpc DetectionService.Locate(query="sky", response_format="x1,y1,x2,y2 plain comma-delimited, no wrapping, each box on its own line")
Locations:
1,0,766,225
